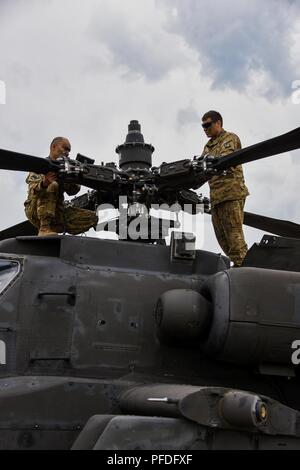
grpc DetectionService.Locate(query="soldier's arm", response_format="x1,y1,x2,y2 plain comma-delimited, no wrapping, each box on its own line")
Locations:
25,173,47,194
64,183,81,196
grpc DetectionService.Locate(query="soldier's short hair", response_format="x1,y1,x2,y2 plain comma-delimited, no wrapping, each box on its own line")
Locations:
50,137,65,148
202,111,223,127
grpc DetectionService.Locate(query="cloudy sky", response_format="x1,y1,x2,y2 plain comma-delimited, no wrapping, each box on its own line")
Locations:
0,0,299,254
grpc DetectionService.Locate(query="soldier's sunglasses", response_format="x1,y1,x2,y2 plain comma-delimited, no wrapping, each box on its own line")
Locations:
202,121,213,129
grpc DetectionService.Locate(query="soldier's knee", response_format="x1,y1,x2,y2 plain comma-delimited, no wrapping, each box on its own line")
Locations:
25,204,39,228
47,181,59,193
65,209,99,235
92,213,99,225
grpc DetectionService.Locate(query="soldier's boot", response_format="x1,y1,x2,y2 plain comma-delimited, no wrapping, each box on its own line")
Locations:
37,182,59,236
38,218,59,236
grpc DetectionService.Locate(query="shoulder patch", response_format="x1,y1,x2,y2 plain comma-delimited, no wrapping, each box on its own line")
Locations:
223,141,233,149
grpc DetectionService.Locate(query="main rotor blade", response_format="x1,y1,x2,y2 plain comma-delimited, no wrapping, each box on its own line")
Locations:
205,207,300,238
243,211,300,239
213,127,300,171
0,220,38,241
0,149,56,173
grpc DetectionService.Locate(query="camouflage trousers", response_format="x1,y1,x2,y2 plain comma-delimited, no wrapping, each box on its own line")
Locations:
24,183,98,235
211,199,248,267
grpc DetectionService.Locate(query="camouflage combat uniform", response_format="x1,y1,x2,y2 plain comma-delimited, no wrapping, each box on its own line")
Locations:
24,171,98,235
202,130,249,266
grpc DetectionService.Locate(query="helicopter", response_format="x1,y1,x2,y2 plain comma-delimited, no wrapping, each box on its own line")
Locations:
0,120,299,450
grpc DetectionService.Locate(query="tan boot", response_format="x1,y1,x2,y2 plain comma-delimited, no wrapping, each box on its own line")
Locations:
38,224,59,237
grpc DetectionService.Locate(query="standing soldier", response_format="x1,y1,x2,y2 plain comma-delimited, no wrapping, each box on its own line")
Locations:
24,136,98,236
201,111,249,266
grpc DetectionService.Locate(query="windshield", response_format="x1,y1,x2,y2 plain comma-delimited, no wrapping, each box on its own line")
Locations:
0,260,20,293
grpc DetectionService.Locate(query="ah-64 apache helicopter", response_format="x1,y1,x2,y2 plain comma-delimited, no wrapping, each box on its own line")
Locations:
0,121,299,450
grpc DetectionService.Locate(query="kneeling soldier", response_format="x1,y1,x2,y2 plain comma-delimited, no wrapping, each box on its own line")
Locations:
24,136,98,236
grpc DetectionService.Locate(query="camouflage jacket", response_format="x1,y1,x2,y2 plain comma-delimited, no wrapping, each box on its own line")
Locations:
201,130,249,208
24,161,80,210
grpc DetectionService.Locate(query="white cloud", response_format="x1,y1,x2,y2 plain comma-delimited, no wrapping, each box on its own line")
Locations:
0,0,299,257
88,0,193,81
161,0,300,99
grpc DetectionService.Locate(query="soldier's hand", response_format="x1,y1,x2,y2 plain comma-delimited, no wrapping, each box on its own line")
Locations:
42,172,57,187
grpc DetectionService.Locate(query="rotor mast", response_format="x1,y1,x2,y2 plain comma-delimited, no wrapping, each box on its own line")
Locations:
116,120,155,171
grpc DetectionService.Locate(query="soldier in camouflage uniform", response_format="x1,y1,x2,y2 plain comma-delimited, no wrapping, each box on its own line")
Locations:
24,137,98,236
201,111,249,266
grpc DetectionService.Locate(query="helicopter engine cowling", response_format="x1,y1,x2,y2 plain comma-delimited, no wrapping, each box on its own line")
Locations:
155,289,212,345
156,267,300,368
